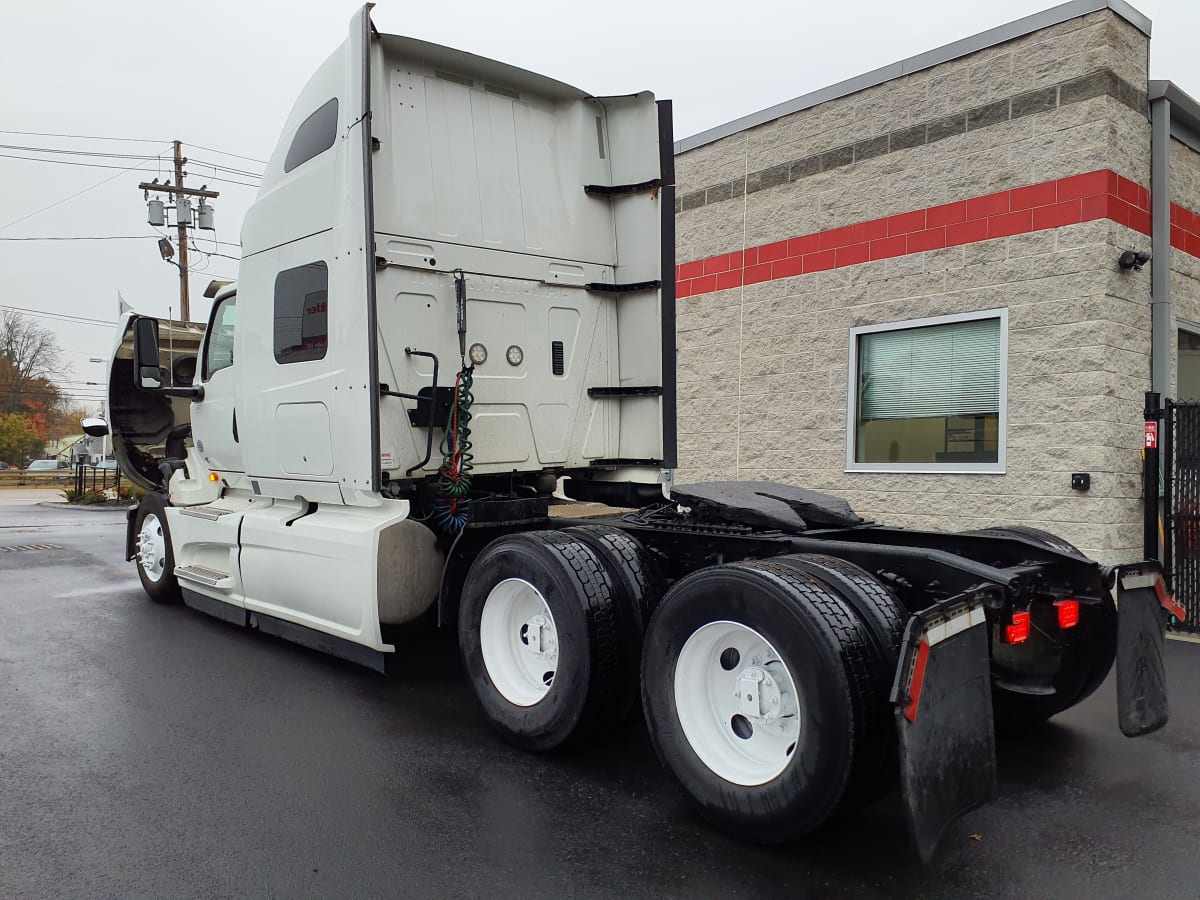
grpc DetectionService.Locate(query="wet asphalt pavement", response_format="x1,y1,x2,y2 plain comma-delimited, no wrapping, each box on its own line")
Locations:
2,500,1199,899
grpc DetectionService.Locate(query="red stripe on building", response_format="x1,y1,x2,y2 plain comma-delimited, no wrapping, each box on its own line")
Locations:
674,169,1189,300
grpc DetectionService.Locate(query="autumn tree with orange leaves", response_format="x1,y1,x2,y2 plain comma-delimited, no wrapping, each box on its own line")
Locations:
0,310,85,457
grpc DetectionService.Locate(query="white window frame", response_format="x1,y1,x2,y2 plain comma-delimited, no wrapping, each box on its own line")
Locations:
1175,317,1200,401
845,308,1008,474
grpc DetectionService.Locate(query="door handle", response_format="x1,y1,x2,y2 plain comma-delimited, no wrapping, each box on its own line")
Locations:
232,409,239,443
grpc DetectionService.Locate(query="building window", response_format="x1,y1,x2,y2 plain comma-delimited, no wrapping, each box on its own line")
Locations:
1178,327,1200,401
274,261,329,364
846,309,1006,473
283,98,338,173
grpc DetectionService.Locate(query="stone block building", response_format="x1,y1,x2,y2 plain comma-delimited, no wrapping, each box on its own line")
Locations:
671,0,1200,564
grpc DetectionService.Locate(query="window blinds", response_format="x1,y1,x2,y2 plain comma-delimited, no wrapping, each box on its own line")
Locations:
857,317,1000,420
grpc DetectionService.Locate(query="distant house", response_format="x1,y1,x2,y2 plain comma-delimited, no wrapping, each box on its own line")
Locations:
42,434,92,465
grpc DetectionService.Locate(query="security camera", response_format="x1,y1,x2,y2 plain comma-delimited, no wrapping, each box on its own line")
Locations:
1118,249,1152,271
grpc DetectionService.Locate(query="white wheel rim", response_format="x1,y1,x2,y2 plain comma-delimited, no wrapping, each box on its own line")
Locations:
480,578,559,707
137,513,166,583
674,620,801,786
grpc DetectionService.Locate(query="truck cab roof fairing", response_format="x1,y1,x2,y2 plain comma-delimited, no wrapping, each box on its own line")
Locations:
242,24,589,260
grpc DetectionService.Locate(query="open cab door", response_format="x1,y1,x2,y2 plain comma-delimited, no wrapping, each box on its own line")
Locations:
107,309,205,491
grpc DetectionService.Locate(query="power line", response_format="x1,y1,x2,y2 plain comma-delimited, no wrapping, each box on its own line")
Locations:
194,248,241,262
0,152,170,172
0,144,258,180
0,131,264,165
183,142,267,165
189,157,263,179
4,387,106,396
0,151,170,232
0,129,170,144
0,235,157,242
0,143,162,161
0,232,240,248
201,174,260,188
0,304,114,327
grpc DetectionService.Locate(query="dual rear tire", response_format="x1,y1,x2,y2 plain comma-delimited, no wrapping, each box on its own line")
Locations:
641,557,905,842
457,527,661,751
458,532,906,843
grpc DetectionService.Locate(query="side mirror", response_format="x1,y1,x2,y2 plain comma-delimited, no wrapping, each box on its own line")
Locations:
81,417,109,437
133,317,163,390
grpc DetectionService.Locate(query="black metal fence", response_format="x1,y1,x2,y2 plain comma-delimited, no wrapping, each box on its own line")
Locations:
1163,399,1200,634
73,461,121,497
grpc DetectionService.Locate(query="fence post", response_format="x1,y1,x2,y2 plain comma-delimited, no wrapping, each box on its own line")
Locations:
1145,391,1162,561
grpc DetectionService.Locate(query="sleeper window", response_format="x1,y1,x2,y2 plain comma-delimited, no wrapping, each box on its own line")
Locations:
274,262,329,364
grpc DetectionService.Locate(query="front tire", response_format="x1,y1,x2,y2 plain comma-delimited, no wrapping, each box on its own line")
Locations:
458,531,625,752
133,492,181,604
642,560,879,843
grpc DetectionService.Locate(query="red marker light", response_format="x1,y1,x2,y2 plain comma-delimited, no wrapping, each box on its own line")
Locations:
1055,599,1080,629
1003,611,1031,644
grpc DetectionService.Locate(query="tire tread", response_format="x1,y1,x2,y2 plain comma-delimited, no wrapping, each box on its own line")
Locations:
731,560,881,821
770,554,905,809
528,531,625,727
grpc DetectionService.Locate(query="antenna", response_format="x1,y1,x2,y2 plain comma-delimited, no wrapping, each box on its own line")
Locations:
168,305,175,386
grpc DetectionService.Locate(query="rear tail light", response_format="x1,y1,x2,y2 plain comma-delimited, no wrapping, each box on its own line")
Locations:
1054,599,1080,629
1003,611,1031,644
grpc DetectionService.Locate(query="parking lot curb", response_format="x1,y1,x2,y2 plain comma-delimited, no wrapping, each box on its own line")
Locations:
36,501,136,512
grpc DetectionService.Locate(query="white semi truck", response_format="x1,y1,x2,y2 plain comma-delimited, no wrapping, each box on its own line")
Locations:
105,6,1179,860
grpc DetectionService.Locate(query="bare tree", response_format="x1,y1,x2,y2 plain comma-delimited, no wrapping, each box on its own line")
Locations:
0,309,66,414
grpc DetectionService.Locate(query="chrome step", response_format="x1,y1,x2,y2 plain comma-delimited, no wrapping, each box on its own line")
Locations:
175,564,232,587
179,505,237,520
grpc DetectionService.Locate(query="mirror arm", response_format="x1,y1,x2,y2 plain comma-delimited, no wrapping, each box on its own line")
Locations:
157,386,205,400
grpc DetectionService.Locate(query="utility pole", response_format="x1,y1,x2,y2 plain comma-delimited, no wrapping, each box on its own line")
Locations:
139,142,219,322
173,140,189,321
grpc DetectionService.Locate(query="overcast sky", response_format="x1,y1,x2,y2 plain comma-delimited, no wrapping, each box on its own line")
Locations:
3,0,1198,411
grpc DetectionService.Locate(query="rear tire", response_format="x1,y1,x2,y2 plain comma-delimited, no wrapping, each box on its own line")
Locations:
458,531,625,751
565,524,666,717
641,560,878,843
133,492,181,604
967,525,1085,558
771,554,904,809
991,603,1117,731
972,526,1115,730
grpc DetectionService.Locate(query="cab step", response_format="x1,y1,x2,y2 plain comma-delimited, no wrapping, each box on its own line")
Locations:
175,564,233,588
179,505,238,520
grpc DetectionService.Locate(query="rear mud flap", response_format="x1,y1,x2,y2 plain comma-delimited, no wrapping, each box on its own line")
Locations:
1114,566,1178,737
891,594,997,863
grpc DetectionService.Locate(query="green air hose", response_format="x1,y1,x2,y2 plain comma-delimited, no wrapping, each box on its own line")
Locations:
432,365,474,532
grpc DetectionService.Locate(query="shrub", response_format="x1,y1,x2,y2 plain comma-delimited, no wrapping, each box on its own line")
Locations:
118,484,145,501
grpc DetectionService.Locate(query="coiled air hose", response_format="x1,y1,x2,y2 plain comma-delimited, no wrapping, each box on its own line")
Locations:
432,365,474,533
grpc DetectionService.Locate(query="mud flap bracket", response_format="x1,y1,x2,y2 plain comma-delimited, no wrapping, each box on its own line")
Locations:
891,589,998,863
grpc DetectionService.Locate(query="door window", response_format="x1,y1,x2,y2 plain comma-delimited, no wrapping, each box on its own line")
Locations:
203,294,237,380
